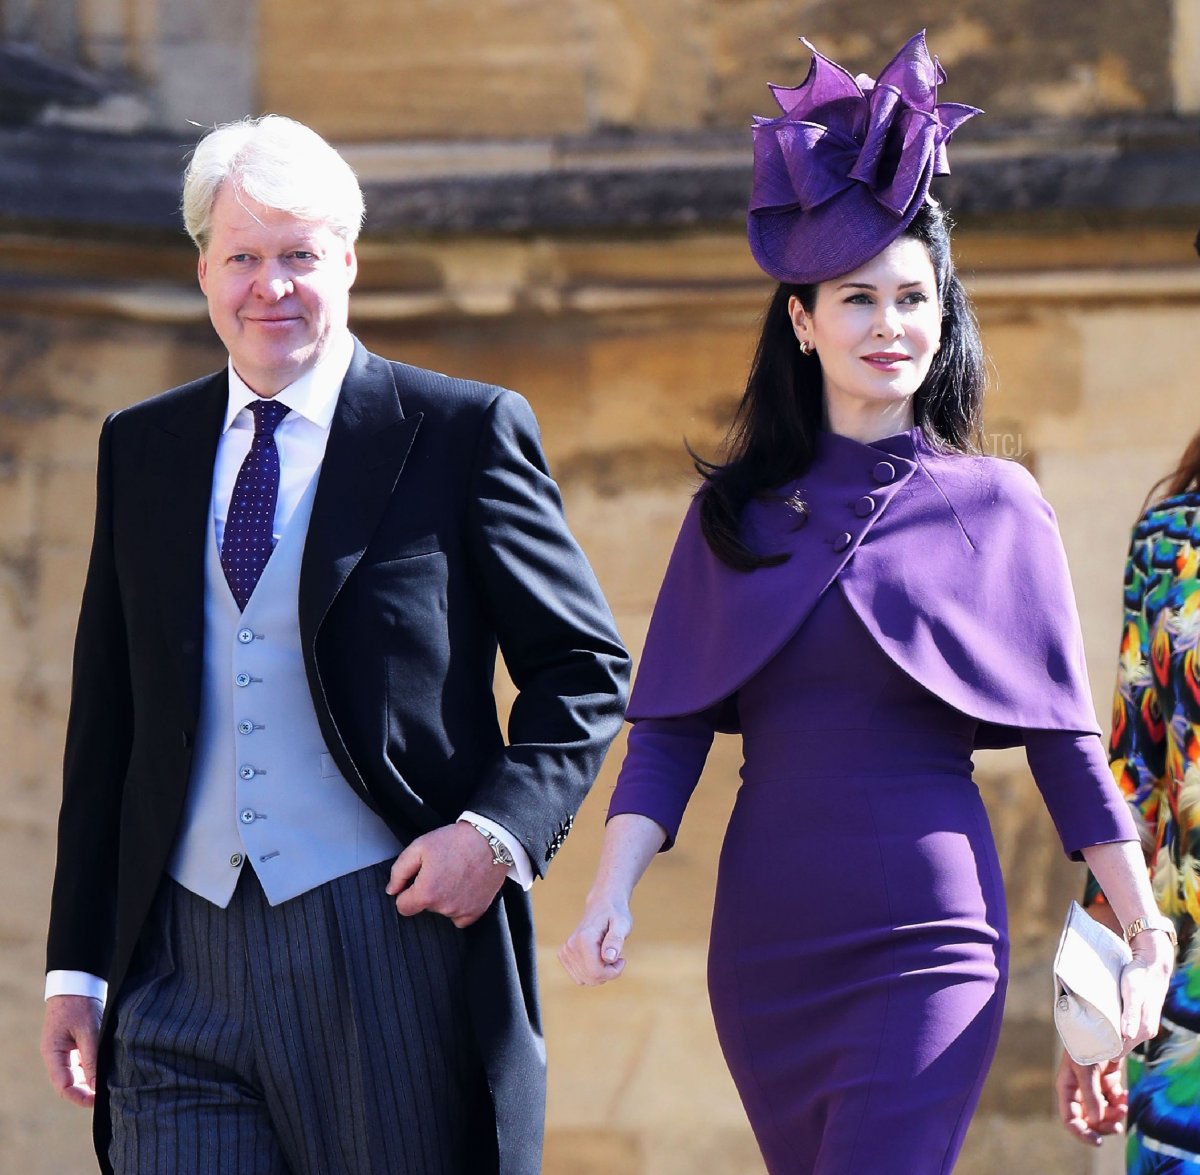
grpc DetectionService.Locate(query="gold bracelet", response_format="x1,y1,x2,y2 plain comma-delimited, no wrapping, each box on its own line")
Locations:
1123,915,1178,949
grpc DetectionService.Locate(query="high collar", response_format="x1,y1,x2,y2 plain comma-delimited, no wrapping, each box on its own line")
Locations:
816,425,921,467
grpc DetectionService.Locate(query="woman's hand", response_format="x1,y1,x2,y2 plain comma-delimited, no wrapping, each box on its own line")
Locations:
558,890,634,985
1055,1052,1127,1145
1119,929,1174,1050
558,812,667,986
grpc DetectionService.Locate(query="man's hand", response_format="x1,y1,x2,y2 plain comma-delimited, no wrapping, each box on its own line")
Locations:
386,822,507,928
41,994,102,1108
1055,1052,1127,1145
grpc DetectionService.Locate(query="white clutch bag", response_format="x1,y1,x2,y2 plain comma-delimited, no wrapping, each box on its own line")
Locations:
1053,900,1131,1066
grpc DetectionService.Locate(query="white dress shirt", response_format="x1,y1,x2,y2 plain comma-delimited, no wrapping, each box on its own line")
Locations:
46,332,531,1004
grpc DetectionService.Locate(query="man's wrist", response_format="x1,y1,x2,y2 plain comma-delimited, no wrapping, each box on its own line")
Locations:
45,970,108,1004
460,819,516,868
458,811,533,890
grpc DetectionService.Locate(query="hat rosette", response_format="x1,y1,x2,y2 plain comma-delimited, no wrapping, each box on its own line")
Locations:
748,30,980,284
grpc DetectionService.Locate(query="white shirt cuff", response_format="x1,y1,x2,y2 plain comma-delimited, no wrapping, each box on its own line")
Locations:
45,970,108,1004
459,812,534,891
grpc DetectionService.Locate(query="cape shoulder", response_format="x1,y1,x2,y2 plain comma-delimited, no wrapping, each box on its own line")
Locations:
628,432,1099,742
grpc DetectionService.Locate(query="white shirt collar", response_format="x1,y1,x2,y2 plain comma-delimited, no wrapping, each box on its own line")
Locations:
222,331,355,434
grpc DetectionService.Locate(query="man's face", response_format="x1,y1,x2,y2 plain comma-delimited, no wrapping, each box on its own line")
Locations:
197,184,358,397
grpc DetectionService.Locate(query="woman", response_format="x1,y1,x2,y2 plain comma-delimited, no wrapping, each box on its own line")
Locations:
1057,425,1200,1167
559,31,1173,1174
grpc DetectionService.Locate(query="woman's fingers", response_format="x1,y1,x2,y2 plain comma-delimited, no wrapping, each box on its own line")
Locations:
559,903,633,985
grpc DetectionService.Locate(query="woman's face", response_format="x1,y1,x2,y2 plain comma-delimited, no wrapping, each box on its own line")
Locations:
789,236,942,440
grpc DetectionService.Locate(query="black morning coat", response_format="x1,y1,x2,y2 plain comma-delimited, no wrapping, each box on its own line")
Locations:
46,340,632,1174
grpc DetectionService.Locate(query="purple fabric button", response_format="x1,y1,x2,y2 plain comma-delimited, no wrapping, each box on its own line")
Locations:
872,461,896,484
855,495,876,517
833,532,853,553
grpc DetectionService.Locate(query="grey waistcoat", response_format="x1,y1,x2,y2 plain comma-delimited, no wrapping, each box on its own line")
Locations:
167,473,401,907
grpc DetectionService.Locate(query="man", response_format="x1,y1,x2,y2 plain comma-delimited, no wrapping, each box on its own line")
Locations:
39,115,630,1174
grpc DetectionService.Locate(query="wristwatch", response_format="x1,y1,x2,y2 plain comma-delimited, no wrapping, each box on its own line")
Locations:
1124,914,1178,949
463,820,516,869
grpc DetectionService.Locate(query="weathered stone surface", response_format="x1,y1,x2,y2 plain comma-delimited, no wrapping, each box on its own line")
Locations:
715,0,1173,124
6,115,1200,236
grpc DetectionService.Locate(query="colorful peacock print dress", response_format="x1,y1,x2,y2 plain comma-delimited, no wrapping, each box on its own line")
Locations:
1093,493,1200,1171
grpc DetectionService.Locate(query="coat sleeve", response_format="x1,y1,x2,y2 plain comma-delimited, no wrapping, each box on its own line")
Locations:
46,413,133,978
461,389,631,877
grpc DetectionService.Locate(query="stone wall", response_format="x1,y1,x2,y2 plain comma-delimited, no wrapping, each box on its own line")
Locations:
2,220,1196,1172
258,0,1178,140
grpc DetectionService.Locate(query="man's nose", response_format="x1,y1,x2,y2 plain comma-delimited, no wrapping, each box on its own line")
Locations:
256,263,293,300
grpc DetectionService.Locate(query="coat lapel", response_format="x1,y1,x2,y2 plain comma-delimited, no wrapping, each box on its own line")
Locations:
147,372,228,722
298,342,422,646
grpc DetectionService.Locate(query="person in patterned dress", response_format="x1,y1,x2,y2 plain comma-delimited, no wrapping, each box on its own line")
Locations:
1065,431,1200,1169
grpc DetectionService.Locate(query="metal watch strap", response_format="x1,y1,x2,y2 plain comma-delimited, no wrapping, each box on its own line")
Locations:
465,821,516,869
1124,915,1178,949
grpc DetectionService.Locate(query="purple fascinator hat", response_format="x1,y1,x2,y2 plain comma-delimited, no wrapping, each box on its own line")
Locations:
748,30,981,285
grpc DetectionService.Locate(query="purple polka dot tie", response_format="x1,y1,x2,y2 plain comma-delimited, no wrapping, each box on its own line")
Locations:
221,399,290,610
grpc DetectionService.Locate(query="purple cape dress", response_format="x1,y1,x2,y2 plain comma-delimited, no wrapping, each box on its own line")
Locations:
609,429,1134,1174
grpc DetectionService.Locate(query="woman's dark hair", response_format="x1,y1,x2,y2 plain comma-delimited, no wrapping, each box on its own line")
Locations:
1148,431,1200,504
695,201,986,570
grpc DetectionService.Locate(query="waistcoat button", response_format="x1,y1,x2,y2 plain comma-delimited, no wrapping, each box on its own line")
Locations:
235,672,251,687
240,809,256,824
239,765,256,780
237,628,255,645
237,720,254,735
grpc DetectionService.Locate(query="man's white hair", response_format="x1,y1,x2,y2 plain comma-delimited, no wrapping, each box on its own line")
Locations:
182,115,365,251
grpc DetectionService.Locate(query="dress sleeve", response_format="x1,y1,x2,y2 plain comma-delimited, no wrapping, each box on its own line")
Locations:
606,712,720,850
1023,729,1137,860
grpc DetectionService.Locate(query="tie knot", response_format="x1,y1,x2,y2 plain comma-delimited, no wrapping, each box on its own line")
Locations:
249,399,290,436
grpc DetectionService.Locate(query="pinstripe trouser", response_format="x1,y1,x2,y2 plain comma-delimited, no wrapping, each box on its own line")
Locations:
108,862,493,1174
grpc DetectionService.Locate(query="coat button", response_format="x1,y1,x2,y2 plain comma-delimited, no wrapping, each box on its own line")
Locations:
235,672,252,687
872,461,896,484
238,720,254,735
239,765,256,780
833,532,853,553
230,853,244,867
237,628,255,645
240,809,256,824
855,495,876,517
